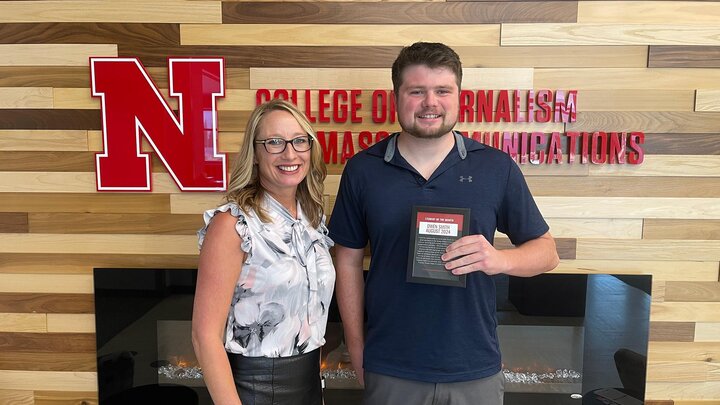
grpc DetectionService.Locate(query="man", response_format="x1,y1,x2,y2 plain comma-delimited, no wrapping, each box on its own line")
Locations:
328,42,559,405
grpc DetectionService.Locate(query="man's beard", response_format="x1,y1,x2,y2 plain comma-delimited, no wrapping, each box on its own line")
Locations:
399,114,456,139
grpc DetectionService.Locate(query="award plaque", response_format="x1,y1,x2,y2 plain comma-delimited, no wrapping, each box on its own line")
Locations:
407,206,470,288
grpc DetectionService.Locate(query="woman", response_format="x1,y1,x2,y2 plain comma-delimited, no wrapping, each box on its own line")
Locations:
192,99,335,405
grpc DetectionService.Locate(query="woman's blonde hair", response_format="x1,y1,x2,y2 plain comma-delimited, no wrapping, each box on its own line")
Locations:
225,99,327,228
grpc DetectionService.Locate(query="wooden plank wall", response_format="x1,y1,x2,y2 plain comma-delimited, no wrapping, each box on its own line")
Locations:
0,1,719,403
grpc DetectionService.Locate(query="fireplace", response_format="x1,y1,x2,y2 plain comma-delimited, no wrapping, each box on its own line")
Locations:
94,269,650,404
94,269,209,404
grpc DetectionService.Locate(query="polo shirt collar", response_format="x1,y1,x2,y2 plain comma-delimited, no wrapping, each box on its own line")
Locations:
382,131,481,163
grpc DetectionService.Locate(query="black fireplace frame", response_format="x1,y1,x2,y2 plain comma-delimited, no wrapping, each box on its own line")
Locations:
94,268,651,405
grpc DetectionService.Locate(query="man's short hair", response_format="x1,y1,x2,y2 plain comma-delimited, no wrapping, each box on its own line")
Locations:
391,42,463,95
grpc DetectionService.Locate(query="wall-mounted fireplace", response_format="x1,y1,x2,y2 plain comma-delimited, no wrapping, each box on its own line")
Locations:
94,269,208,404
94,269,650,405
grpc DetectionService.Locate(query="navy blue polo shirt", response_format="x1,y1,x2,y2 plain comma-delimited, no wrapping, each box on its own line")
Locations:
328,132,549,383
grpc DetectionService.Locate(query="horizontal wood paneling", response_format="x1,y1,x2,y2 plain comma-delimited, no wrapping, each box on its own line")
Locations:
0,274,93,294
0,213,28,233
54,88,111,110
0,370,96,391
120,45,402,68
28,213,201,235
181,24,501,46
226,68,251,89
0,44,117,67
647,361,719,382
696,90,720,112
0,260,92,275
535,68,720,90
642,134,720,156
456,45,648,68
644,219,720,240
527,177,720,198
552,260,719,282
648,341,720,362
576,239,720,261
0,110,101,130
0,389,33,405
545,218,642,239
578,90,694,112
0,172,179,193
652,302,720,322
0,314,46,333
0,332,94,353
169,193,225,215
0,67,206,88
34,391,98,405
0,130,88,152
0,233,196,255
649,46,720,68
664,282,720,302
502,24,720,46
0,253,198,272
653,280,667,303
0,67,91,87
0,1,221,24
223,2,577,24
647,382,720,399
0,88,52,109
46,314,94,333
695,323,720,342
0,23,179,46
0,152,94,172
0,173,105,193
589,155,720,178
0,193,170,214
578,1,720,24
536,197,720,219
568,112,720,134
649,321,696,342
0,293,93,314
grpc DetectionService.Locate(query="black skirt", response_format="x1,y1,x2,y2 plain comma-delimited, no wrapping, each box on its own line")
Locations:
227,349,322,405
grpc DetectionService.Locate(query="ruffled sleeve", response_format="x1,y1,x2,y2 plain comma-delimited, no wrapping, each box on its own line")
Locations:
197,202,252,255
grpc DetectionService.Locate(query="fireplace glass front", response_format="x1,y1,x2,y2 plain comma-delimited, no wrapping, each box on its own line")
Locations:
94,269,650,405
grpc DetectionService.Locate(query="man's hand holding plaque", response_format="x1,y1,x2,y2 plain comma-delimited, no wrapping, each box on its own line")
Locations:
441,234,508,276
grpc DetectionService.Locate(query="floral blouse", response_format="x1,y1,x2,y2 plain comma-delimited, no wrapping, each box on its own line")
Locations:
198,196,335,358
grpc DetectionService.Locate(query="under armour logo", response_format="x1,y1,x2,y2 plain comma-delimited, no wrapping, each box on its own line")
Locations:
459,176,473,183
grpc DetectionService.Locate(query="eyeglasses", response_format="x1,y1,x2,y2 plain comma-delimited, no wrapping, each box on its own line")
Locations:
254,136,313,154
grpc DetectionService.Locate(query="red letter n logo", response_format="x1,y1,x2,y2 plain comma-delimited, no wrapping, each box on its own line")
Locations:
91,58,226,191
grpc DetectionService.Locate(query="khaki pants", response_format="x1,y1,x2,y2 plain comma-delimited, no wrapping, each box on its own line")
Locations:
362,371,504,405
